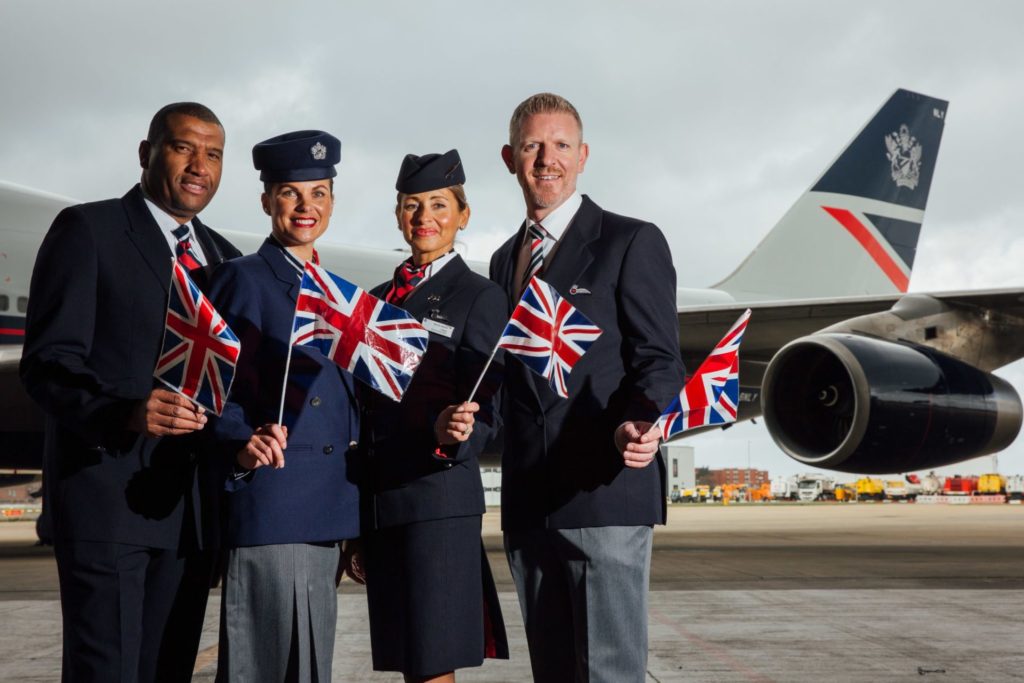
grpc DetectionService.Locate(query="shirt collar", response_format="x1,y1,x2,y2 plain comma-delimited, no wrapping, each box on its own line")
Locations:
418,249,458,280
143,196,192,237
526,191,582,242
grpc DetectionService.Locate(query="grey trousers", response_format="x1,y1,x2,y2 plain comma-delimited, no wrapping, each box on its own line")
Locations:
505,525,654,683
218,543,340,683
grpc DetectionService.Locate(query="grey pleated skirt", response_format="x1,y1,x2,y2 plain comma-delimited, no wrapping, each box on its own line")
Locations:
218,542,340,683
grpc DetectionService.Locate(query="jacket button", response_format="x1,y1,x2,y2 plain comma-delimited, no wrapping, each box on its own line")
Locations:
310,397,322,407
323,445,334,455
535,416,544,426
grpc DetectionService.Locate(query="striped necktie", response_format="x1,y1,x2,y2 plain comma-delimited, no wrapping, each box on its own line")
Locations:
523,223,552,287
386,259,427,304
172,224,202,271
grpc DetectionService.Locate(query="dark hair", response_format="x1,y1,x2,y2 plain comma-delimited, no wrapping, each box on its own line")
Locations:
147,102,222,145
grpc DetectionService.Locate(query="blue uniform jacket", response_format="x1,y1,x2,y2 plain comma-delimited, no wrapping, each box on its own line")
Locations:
209,239,360,547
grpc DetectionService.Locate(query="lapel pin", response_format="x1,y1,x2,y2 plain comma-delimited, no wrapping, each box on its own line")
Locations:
427,294,441,304
569,285,591,295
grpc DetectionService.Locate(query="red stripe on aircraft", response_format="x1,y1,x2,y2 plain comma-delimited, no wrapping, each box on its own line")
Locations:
822,206,909,292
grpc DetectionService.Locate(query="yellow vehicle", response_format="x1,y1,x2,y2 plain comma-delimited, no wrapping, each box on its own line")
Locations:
711,485,723,502
749,482,772,502
695,485,711,503
856,477,885,501
833,484,854,502
977,473,1007,495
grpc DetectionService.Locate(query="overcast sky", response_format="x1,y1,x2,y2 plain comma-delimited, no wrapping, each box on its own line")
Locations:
2,1,1023,479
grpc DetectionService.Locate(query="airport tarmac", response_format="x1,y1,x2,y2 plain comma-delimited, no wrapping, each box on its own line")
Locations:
1,503,1022,681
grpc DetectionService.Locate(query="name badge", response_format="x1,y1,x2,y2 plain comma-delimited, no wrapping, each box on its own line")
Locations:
422,317,454,338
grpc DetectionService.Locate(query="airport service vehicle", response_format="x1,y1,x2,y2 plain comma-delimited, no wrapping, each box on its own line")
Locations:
770,476,798,501
749,483,772,502
833,484,855,502
796,474,836,501
695,485,711,503
976,474,1007,495
1006,476,1024,502
884,479,921,501
943,476,978,495
856,478,886,501
911,472,943,495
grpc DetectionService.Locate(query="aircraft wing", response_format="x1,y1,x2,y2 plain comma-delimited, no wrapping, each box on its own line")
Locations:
680,287,1024,372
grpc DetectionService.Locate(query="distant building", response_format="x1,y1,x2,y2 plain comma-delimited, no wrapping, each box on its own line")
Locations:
663,443,695,497
707,468,769,487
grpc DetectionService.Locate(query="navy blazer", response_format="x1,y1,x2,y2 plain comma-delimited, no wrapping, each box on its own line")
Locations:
20,184,240,550
209,239,360,547
361,256,506,530
490,195,684,532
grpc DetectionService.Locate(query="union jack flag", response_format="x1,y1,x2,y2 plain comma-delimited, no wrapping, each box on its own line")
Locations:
291,262,429,402
498,276,602,398
657,309,750,440
154,260,240,415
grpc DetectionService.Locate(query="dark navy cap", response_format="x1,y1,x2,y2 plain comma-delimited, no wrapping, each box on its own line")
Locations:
395,149,465,194
252,130,340,183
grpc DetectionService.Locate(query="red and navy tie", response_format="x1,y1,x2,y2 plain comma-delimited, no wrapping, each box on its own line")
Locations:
172,224,202,271
523,223,552,287
386,259,427,304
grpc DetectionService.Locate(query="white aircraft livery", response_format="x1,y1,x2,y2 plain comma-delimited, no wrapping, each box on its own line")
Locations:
2,88,1022,477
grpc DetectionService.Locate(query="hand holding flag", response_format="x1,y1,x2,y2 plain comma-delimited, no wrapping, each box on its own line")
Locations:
657,309,751,440
153,260,240,415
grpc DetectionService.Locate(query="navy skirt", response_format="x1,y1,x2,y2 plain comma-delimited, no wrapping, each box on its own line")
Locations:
365,515,508,676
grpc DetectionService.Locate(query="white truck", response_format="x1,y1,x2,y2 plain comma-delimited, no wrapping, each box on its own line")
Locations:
1006,475,1024,502
770,475,798,501
796,474,836,502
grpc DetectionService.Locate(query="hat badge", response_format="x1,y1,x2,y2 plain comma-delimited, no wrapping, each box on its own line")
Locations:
310,142,327,161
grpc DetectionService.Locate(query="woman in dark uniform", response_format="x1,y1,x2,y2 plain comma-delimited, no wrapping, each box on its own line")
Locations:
362,149,509,682
208,130,360,683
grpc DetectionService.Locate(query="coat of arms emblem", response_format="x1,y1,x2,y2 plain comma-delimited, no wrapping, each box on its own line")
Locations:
884,124,922,190
310,142,327,161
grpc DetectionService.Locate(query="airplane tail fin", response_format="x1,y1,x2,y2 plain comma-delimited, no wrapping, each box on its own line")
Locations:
714,88,948,301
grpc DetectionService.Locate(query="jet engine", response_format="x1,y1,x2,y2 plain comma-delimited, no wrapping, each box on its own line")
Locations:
761,333,1022,473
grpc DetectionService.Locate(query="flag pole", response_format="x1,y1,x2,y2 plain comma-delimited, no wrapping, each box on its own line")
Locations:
277,343,294,425
466,338,503,404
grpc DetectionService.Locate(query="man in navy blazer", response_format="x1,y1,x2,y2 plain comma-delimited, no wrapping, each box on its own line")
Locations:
490,93,684,682
20,102,240,682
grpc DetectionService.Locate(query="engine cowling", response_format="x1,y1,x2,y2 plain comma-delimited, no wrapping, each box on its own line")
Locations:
761,333,1022,473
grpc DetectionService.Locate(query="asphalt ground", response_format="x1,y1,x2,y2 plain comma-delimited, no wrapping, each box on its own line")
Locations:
1,503,1022,681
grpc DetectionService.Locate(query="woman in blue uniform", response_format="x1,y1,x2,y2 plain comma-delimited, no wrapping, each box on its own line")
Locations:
362,149,509,682
208,130,359,683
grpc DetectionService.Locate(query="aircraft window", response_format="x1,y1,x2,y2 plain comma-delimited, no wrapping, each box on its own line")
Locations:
0,295,8,311
17,296,28,313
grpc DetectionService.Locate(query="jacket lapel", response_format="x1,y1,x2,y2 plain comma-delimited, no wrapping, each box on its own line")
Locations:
541,195,599,298
258,238,301,302
192,216,227,266
401,254,467,318
494,222,527,309
122,184,173,293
